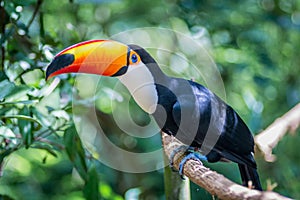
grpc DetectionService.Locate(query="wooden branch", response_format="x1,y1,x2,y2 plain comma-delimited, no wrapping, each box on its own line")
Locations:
255,103,300,162
162,132,291,200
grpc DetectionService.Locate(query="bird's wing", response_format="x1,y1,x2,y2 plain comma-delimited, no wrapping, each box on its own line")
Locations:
171,87,213,147
216,105,257,167
171,81,257,168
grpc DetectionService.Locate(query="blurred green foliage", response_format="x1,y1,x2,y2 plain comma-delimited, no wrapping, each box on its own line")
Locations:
0,0,299,199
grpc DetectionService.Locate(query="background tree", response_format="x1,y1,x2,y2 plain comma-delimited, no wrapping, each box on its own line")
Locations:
0,0,299,199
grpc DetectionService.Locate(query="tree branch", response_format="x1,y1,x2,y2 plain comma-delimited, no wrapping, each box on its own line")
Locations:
255,103,300,162
162,132,291,200
26,0,43,30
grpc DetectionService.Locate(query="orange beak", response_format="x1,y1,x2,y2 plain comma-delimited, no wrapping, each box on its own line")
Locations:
46,40,131,80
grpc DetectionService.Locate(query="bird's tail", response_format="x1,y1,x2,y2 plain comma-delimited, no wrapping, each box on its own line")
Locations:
238,164,262,191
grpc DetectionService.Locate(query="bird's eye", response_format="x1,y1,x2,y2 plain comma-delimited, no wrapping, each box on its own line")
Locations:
131,54,138,63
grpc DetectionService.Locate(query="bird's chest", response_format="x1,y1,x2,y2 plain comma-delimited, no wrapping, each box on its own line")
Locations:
152,93,179,135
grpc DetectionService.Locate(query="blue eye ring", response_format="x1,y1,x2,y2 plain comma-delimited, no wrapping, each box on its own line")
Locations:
131,54,138,63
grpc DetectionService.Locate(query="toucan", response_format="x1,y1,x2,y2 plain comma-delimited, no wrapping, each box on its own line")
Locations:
46,40,262,190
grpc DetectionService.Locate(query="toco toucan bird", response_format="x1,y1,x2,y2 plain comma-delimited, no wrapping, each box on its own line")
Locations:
46,40,262,190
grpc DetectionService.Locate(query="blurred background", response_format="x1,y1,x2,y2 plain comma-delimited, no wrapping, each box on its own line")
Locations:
0,0,300,199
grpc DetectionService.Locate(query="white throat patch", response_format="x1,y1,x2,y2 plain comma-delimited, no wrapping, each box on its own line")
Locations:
117,62,158,114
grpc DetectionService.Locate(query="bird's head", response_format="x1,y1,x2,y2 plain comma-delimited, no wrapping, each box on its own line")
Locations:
46,40,164,113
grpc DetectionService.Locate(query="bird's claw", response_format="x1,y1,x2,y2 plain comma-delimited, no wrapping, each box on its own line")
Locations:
170,146,208,178
169,145,189,172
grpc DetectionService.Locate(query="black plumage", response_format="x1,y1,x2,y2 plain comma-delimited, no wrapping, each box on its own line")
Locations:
130,45,262,190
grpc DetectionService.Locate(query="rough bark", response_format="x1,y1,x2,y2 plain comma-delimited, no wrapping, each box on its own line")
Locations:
162,132,292,200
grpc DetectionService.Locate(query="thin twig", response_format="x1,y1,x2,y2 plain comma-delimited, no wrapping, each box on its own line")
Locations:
26,0,43,30
162,132,292,200
34,137,65,150
35,123,70,139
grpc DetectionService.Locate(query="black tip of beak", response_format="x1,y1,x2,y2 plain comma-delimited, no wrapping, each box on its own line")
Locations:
45,53,75,80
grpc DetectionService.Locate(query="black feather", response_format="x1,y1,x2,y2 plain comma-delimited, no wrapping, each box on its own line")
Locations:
238,164,262,190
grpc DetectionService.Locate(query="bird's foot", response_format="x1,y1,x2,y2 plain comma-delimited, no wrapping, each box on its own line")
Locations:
178,149,207,179
169,145,189,172
170,146,207,179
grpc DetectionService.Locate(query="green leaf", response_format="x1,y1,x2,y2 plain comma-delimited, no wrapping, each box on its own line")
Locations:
0,148,16,165
0,126,16,140
51,110,70,121
31,107,52,127
21,69,43,87
45,106,55,112
99,183,113,199
83,166,100,200
0,80,15,100
18,107,33,148
31,143,58,158
1,115,42,130
4,85,31,102
0,100,39,106
64,125,88,181
0,107,12,117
